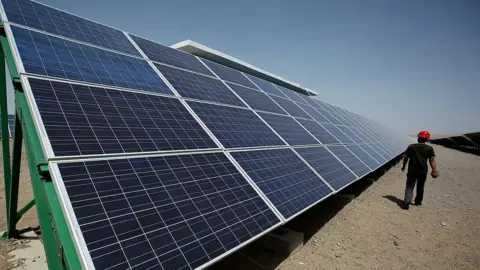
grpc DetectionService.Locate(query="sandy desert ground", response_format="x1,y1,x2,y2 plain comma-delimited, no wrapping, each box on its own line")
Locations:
1,142,479,270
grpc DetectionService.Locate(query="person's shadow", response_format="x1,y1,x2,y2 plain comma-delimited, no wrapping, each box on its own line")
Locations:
383,195,405,209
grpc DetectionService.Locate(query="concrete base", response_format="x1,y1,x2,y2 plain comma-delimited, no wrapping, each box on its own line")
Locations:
257,227,304,257
8,230,47,270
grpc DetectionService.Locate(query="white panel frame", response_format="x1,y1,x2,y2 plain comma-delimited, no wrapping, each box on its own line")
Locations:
49,163,94,270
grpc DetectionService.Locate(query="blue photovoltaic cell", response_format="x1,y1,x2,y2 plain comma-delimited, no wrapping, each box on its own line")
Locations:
295,147,357,191
315,108,342,125
226,83,286,115
346,145,380,169
269,95,313,120
300,105,331,124
245,74,287,97
321,123,354,144
259,113,319,146
322,108,349,126
2,0,141,56
8,114,15,137
154,64,246,107
368,143,389,161
337,126,364,144
201,59,257,89
327,145,370,177
297,95,323,108
29,78,217,157
58,153,280,270
296,119,341,145
356,128,377,143
274,85,309,104
187,101,285,148
312,99,327,110
379,142,396,158
11,26,172,95
331,109,355,126
350,126,374,144
231,149,333,219
358,144,385,165
130,34,214,76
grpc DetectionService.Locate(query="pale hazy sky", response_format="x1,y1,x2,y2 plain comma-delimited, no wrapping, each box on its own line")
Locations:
5,0,480,135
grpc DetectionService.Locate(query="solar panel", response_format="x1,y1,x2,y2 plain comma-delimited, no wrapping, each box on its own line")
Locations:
244,74,287,98
0,1,410,268
154,64,246,107
296,95,322,108
346,145,380,169
358,144,385,164
130,34,214,77
368,143,389,162
268,95,313,120
296,119,341,145
56,152,280,270
29,78,218,157
337,126,364,144
331,107,356,126
300,105,331,124
231,149,333,219
11,26,171,95
312,99,328,110
327,145,370,177
200,59,257,89
226,83,286,115
0,116,3,138
187,101,285,148
379,142,396,158
321,106,349,126
2,0,141,56
258,113,319,146
295,147,357,191
349,126,374,144
274,85,309,105
321,123,354,144
316,108,342,125
8,114,15,137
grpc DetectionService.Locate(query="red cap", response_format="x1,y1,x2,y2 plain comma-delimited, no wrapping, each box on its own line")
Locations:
418,130,431,139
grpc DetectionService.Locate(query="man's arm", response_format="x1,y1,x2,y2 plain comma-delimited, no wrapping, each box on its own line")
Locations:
401,146,409,171
429,147,439,177
401,155,408,171
430,159,437,172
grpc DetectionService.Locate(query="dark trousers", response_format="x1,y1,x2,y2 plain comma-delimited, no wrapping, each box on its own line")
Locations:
404,174,427,204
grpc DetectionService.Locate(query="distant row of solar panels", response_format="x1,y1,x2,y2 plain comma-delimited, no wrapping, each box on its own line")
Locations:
0,114,15,138
430,133,479,150
0,0,410,269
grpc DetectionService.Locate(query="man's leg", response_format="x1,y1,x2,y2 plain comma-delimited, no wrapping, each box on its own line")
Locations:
414,174,427,205
404,176,417,209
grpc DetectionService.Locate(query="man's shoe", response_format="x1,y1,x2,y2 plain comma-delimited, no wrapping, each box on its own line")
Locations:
401,202,410,210
414,202,422,206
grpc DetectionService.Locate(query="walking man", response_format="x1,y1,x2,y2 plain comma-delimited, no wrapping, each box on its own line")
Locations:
401,131,439,210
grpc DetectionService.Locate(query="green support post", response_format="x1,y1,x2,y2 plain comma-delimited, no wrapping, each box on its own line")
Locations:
0,21,82,268
6,113,23,237
0,42,14,237
17,92,81,269
16,198,35,221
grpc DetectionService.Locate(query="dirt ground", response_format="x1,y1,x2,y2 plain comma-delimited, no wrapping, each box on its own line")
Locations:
1,142,480,269
275,144,480,270
0,140,39,270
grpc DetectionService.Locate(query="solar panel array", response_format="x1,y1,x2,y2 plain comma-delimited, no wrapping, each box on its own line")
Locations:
0,114,15,138
1,0,410,269
430,133,479,154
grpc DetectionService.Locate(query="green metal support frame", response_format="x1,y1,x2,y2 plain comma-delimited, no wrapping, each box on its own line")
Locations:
1,22,82,269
